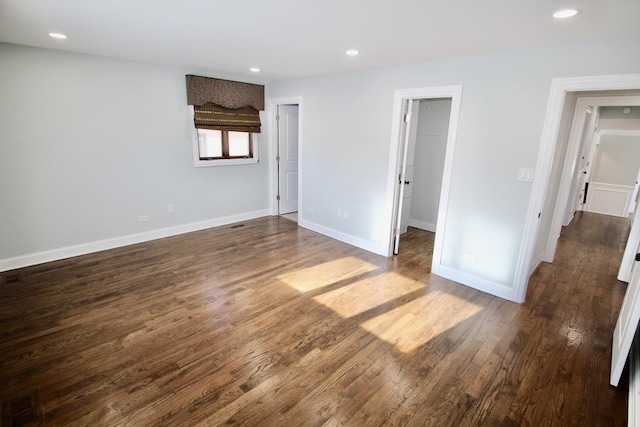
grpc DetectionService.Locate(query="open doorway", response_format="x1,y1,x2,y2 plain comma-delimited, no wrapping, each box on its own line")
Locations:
513,75,640,303
386,85,462,279
540,95,640,266
394,98,451,253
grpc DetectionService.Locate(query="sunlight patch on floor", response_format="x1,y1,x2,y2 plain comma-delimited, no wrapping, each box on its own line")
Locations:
277,256,380,293
360,290,484,353
312,271,423,318
278,256,484,353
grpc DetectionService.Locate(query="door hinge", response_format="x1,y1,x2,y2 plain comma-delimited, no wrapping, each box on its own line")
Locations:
276,114,280,121
277,195,281,201
276,156,280,162
404,113,411,123
394,228,400,236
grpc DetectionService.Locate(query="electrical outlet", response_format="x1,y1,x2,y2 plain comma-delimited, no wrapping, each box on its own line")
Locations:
343,210,349,219
463,253,476,263
307,207,314,213
167,204,174,214
337,208,343,218
138,215,149,223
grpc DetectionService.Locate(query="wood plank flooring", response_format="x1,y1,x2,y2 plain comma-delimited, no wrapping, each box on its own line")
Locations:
0,211,631,426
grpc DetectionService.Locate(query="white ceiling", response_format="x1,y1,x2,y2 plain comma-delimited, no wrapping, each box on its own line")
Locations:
1,0,638,81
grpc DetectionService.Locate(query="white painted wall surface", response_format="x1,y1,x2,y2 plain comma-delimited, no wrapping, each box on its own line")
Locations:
600,105,640,130
0,43,270,265
599,119,640,131
409,99,451,232
591,135,640,185
269,36,640,293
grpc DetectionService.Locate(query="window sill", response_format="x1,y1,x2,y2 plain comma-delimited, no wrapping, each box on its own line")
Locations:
193,157,259,167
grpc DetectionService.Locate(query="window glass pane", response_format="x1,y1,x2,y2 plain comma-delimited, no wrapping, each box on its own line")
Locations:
228,131,250,157
198,129,223,158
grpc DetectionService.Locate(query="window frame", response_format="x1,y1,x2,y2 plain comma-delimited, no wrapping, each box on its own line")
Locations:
190,106,259,167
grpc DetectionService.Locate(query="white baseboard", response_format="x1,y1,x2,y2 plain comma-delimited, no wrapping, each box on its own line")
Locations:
298,219,388,256
432,264,515,301
297,219,517,301
0,209,270,272
408,219,436,232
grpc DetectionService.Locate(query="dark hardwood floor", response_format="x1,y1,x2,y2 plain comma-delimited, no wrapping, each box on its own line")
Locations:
0,212,631,426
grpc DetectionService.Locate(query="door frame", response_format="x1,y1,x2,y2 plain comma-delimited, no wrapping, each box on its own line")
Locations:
385,85,463,276
513,73,640,303
269,97,303,217
544,95,640,263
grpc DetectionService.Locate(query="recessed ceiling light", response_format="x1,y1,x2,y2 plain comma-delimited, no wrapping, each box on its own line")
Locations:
622,107,632,115
48,32,68,39
345,49,359,56
250,67,260,73
553,9,580,19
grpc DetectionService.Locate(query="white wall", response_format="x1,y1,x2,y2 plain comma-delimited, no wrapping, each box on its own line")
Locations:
409,99,450,231
269,36,640,293
592,135,640,185
599,108,640,131
0,43,270,267
600,119,640,131
599,104,640,132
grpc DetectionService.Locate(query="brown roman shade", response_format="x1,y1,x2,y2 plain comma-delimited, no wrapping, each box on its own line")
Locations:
186,75,264,110
186,75,264,133
193,103,261,133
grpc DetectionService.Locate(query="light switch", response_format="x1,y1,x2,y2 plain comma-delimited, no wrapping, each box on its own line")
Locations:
518,168,534,183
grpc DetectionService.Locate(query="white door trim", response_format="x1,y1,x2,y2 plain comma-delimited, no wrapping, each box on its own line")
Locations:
513,73,640,303
268,97,303,217
385,85,463,277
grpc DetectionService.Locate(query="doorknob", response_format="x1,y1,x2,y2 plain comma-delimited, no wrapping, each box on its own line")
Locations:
635,253,640,262
404,181,410,185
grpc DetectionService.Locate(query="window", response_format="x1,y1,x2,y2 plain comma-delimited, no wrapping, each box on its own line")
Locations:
197,129,253,159
190,106,259,167
185,75,264,167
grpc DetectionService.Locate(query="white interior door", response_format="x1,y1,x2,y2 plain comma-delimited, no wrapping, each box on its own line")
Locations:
570,109,598,220
393,99,413,254
277,105,299,214
400,101,420,234
611,236,640,386
577,134,600,215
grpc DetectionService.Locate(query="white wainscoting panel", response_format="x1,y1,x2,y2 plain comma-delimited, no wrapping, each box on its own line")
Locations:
585,182,634,217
